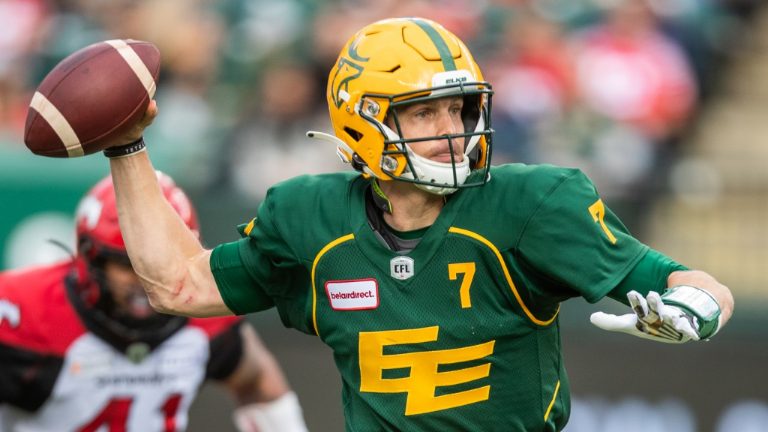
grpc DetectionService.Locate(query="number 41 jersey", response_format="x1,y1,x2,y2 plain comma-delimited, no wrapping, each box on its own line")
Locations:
0,262,242,432
212,164,648,431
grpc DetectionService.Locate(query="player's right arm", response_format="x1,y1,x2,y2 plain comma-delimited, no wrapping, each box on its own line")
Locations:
515,166,732,342
109,102,230,317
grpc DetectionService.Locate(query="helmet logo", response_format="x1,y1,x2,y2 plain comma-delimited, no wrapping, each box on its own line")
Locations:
0,299,21,328
76,195,103,229
330,37,369,109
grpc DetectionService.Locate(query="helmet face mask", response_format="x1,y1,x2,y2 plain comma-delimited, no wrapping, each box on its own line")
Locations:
79,256,174,333
98,258,154,320
367,86,492,194
326,18,494,195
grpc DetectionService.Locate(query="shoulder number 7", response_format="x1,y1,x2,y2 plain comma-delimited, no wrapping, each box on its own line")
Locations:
588,199,617,244
448,263,476,308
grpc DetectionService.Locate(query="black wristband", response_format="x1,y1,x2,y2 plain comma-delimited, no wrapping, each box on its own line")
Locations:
104,137,146,158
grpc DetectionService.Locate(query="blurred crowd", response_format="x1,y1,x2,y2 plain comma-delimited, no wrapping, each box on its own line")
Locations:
0,0,762,231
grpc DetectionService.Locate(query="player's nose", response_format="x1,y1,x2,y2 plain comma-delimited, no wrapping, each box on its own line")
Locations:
435,110,459,136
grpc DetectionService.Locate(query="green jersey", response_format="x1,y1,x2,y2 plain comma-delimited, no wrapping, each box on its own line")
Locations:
211,164,648,431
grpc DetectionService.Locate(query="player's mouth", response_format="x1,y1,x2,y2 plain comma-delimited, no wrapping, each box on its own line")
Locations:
429,148,464,164
124,290,154,318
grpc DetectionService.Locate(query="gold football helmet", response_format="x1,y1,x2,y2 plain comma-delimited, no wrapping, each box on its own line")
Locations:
313,17,493,195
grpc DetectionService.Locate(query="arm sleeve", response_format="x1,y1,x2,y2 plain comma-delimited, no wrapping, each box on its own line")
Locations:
210,190,294,315
517,170,648,303
211,241,275,315
211,189,309,323
607,248,689,306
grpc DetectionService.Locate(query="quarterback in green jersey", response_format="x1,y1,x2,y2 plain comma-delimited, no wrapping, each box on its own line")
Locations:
102,17,734,432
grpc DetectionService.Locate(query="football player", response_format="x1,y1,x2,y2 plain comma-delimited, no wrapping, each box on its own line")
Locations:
100,17,733,431
0,174,307,432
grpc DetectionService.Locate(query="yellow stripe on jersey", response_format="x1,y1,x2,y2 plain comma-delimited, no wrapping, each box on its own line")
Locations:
448,227,559,326
311,233,355,336
544,380,561,421
243,218,256,236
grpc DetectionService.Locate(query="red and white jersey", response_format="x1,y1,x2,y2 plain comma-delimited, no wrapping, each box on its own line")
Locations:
0,261,243,432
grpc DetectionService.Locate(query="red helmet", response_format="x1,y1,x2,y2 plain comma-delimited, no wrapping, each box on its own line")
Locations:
69,172,198,354
76,172,199,259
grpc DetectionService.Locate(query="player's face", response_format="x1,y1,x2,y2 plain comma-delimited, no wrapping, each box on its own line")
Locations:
390,96,465,163
103,260,154,319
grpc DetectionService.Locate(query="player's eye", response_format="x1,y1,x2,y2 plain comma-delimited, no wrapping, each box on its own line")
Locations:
413,108,433,119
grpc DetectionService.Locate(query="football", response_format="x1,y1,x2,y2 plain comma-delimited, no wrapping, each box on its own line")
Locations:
24,39,160,158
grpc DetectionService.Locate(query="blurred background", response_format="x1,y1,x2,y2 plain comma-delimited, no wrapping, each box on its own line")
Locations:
1,0,767,430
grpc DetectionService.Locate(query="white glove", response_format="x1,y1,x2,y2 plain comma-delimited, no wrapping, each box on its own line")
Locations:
590,290,700,343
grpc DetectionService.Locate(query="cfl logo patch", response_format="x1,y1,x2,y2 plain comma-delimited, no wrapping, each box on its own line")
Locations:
390,256,414,280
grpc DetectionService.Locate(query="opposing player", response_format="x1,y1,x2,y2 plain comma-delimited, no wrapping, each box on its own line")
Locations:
101,18,731,431
0,174,307,432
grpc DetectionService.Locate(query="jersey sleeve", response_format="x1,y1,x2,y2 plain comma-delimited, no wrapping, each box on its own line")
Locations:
517,169,648,303
0,269,71,411
210,240,275,315
0,343,62,411
211,187,312,332
607,248,688,305
206,323,243,381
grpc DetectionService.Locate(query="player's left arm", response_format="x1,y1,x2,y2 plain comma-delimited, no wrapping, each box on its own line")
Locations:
591,249,734,343
218,323,308,432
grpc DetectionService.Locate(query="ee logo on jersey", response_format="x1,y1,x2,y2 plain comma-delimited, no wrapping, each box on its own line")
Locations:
358,326,495,415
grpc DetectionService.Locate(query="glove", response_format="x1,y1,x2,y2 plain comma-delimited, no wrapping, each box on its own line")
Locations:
590,290,701,343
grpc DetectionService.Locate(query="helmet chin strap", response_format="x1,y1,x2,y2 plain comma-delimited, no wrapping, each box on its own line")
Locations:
400,149,470,195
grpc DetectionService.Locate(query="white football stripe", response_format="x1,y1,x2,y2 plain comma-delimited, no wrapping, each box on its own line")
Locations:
29,92,84,157
105,39,157,98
